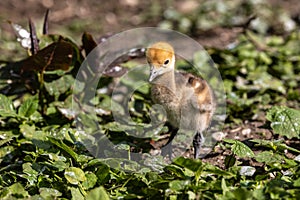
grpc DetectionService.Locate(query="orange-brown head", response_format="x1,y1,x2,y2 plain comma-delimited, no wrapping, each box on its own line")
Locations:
146,42,175,82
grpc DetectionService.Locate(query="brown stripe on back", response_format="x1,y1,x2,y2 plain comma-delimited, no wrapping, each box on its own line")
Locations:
179,71,215,112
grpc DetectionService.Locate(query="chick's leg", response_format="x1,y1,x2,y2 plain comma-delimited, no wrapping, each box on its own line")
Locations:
161,122,178,159
193,131,205,159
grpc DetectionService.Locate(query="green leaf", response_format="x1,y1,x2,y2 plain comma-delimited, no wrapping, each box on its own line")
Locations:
18,97,38,117
255,151,283,166
70,187,84,200
203,163,234,177
0,130,18,146
19,124,36,139
221,178,230,196
0,94,16,118
44,74,74,98
293,178,300,187
231,188,252,200
82,172,97,190
47,152,67,162
169,180,190,191
4,183,29,198
0,146,15,162
21,162,38,185
48,137,79,162
95,163,110,185
164,165,186,178
173,157,202,172
224,139,255,158
258,51,272,65
85,186,110,200
64,167,86,185
224,154,236,168
39,188,62,199
50,160,69,171
251,139,300,153
248,71,286,94
266,106,300,139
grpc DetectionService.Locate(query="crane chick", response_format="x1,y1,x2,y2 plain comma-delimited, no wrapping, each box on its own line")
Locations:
146,42,215,159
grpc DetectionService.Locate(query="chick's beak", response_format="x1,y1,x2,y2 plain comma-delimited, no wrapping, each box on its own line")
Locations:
149,65,161,82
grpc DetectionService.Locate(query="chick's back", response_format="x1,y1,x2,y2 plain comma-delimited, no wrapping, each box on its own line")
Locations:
151,71,215,132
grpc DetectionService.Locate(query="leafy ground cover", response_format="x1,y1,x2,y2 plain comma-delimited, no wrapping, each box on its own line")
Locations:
0,1,300,199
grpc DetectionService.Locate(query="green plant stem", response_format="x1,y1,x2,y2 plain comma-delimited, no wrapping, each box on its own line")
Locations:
38,71,45,115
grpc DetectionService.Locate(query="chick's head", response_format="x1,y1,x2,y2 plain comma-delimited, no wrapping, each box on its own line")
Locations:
146,42,175,82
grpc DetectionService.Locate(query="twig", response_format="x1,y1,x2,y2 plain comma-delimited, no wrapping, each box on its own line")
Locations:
43,9,50,35
28,18,39,55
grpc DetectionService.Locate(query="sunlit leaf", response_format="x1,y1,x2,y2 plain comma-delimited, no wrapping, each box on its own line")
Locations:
0,130,17,146
82,172,98,190
39,187,62,199
0,94,16,117
164,165,186,178
64,167,86,185
85,186,110,200
251,139,300,153
44,74,74,98
70,187,84,200
293,178,300,187
248,71,286,94
169,180,190,191
48,137,79,162
266,106,300,139
0,146,15,163
224,139,255,158
173,157,202,172
19,124,35,138
203,162,234,177
4,183,29,198
18,97,38,117
255,151,283,165
21,162,38,185
47,152,67,162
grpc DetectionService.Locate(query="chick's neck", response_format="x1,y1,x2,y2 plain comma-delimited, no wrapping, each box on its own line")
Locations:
152,70,176,94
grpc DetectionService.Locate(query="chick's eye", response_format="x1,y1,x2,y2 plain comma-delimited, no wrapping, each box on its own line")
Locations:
164,59,169,65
